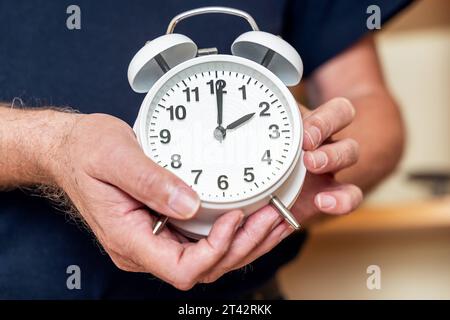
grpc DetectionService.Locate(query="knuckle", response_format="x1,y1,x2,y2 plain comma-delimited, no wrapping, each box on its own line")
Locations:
172,278,196,291
345,139,360,163
201,274,221,284
332,97,356,118
309,114,330,139
328,139,360,169
329,147,343,168
346,138,359,152
168,261,199,291
203,238,228,258
335,139,359,167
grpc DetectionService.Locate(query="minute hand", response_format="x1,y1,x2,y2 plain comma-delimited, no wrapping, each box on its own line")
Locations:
215,80,226,126
226,112,255,130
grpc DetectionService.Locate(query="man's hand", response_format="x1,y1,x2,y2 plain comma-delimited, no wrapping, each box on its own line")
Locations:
294,97,363,223
0,101,358,290
256,98,363,227
42,112,292,290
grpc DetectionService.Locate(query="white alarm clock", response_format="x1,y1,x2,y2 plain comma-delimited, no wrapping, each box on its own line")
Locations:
128,7,306,239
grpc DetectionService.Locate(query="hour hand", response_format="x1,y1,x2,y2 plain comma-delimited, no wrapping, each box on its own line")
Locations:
226,112,255,130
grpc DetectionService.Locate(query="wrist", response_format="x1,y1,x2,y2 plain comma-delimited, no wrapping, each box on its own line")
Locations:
35,109,82,187
0,107,81,187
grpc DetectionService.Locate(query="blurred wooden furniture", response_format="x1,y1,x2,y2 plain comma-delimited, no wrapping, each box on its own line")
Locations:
312,196,450,234
278,197,450,299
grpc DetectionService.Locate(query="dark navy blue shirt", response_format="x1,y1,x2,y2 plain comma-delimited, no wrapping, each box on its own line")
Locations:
0,0,411,299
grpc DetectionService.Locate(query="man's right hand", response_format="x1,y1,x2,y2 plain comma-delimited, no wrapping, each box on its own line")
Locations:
26,112,292,290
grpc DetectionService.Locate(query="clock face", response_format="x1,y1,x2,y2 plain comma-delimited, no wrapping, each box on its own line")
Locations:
142,58,300,204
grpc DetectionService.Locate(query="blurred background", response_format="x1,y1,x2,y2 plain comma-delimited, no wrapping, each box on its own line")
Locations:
279,0,450,299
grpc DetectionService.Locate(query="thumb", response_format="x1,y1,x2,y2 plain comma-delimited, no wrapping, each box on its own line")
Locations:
95,142,200,220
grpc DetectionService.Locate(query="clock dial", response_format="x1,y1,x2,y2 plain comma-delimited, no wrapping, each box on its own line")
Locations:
143,60,299,204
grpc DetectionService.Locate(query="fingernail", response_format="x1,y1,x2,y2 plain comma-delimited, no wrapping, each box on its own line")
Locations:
317,194,336,209
305,126,321,148
308,151,328,169
168,186,200,218
280,226,294,241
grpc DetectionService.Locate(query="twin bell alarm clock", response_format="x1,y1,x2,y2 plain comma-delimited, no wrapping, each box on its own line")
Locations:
128,7,306,239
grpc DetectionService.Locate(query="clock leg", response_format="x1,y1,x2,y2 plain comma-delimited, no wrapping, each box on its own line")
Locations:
152,197,301,236
153,216,169,235
270,196,301,230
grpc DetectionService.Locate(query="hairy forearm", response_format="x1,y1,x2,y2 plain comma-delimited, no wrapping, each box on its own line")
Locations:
0,104,78,189
333,87,405,191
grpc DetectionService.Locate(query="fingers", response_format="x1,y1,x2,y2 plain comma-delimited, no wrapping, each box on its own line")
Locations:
95,141,200,220
167,210,244,290
120,210,242,291
200,206,283,283
304,138,359,174
314,184,363,214
234,222,294,270
201,206,298,283
303,97,356,150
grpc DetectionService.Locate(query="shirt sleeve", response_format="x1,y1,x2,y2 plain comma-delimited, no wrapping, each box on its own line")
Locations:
281,0,414,78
